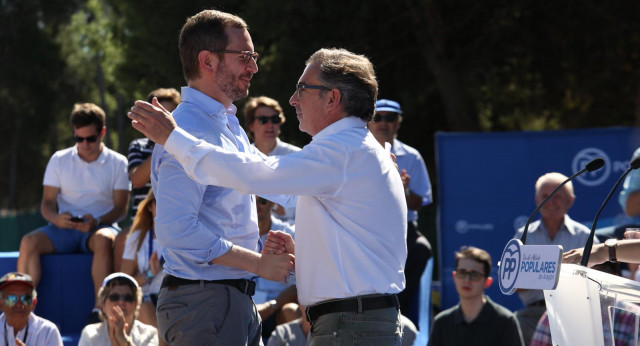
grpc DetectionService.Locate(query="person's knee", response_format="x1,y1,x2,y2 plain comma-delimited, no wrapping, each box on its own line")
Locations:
90,229,115,253
115,226,129,245
19,231,50,254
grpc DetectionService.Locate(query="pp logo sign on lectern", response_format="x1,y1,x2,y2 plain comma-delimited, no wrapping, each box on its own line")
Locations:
499,239,563,295
499,239,522,295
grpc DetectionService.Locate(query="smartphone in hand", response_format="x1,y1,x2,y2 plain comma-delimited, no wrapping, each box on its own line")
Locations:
70,216,85,222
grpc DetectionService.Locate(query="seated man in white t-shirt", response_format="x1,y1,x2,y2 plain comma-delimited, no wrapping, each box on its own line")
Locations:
17,103,130,323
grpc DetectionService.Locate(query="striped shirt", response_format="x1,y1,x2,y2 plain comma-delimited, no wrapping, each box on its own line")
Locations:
127,137,155,217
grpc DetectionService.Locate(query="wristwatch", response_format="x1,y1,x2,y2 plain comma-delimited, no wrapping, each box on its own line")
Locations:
268,299,277,309
604,238,618,263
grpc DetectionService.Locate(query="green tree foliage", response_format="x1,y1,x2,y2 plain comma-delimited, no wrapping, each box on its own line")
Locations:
3,0,640,210
57,0,124,150
0,0,80,209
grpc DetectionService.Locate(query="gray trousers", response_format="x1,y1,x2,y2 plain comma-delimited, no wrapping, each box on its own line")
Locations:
156,282,262,345
308,306,402,346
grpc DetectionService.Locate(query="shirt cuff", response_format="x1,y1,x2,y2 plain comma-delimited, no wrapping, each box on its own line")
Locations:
165,127,200,159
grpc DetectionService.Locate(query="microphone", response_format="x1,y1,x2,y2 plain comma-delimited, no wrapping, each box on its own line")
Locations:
580,156,640,266
520,157,605,245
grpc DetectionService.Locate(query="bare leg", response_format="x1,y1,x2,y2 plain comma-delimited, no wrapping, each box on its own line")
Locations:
113,225,130,271
17,230,55,286
87,227,115,308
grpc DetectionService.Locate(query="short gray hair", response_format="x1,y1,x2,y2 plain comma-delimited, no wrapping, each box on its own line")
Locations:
306,48,378,121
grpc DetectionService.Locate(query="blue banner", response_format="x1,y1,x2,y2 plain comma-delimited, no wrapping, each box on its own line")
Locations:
436,127,640,311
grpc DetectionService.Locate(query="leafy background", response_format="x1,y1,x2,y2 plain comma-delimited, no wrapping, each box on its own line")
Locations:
2,0,640,214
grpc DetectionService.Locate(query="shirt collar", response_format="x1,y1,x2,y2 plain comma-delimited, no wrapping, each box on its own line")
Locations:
180,86,233,121
72,144,107,164
392,138,408,157
312,116,367,141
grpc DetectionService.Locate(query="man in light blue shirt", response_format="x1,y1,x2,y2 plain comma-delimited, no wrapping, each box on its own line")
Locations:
368,99,433,322
149,10,294,346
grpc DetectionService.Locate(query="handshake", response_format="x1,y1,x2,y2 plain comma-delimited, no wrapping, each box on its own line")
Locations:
257,231,296,283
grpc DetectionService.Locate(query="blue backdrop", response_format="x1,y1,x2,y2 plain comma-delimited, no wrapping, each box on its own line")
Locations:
436,127,640,312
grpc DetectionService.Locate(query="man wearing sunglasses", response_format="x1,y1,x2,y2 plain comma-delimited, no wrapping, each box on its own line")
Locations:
429,247,524,346
0,272,63,345
367,99,433,322
17,103,130,325
130,47,407,344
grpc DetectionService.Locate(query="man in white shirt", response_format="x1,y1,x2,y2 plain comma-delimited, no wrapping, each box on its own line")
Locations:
17,103,130,323
129,47,408,345
0,272,63,346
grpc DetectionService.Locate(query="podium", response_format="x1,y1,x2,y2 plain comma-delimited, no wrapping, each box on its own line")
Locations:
544,264,640,346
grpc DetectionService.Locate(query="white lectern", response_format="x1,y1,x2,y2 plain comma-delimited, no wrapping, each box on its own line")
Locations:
544,264,640,346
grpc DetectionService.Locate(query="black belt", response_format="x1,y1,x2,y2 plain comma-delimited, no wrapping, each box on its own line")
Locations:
528,299,546,307
161,275,255,296
305,294,399,323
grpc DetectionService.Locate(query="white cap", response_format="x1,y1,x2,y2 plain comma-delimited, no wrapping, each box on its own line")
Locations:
101,272,138,289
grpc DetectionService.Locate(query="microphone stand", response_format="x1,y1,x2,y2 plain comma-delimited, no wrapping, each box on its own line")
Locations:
580,158,640,266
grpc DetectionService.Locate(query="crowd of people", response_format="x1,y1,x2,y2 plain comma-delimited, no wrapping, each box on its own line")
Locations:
4,6,640,346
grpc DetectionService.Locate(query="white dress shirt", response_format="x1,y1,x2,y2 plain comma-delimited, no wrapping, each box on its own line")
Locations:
164,116,408,306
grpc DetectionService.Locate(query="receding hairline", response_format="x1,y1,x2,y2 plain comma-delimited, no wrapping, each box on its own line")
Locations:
535,172,574,197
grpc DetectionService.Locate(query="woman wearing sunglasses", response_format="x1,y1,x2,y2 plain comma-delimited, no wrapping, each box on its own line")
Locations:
79,272,158,346
244,96,301,225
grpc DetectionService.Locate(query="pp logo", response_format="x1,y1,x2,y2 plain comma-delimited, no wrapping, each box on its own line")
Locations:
499,239,522,295
573,148,610,187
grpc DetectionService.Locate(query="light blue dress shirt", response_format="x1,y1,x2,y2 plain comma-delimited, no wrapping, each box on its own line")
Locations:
393,139,432,222
151,87,292,281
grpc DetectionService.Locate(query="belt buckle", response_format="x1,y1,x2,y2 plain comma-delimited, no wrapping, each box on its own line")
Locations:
305,306,315,323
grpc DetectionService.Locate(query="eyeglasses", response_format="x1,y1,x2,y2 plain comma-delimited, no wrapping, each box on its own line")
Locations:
256,197,270,205
372,113,399,123
73,134,99,143
3,294,33,307
295,83,332,98
454,269,485,281
256,115,283,125
214,50,259,64
107,293,135,303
